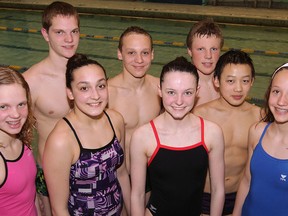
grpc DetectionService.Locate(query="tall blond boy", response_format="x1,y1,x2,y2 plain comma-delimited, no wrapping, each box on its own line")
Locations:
23,2,80,215
186,18,224,106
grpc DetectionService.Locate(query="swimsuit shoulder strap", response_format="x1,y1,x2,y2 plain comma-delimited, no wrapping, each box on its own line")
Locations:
63,117,83,148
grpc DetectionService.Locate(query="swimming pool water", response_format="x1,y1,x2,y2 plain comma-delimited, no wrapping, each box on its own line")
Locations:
0,8,287,103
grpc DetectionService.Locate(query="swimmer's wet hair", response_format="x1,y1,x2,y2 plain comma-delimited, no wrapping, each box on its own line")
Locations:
42,1,79,31
186,18,224,49
160,56,199,88
214,50,255,80
66,53,107,89
118,26,153,51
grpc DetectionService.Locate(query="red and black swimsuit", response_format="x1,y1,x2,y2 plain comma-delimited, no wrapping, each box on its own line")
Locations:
147,117,208,216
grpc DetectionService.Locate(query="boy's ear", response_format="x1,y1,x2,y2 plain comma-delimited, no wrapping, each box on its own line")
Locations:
251,77,255,86
196,85,200,96
41,28,49,42
187,48,192,57
214,76,220,88
117,49,123,60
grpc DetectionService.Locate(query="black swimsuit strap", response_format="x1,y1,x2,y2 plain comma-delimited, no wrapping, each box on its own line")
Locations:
103,110,116,136
63,117,83,148
0,150,4,160
63,111,116,149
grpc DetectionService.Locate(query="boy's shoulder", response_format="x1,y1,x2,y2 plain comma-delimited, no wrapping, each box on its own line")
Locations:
193,99,219,114
243,101,262,114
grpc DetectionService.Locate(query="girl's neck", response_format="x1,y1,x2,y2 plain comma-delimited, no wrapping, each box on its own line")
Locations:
0,131,16,149
161,112,195,131
271,122,288,136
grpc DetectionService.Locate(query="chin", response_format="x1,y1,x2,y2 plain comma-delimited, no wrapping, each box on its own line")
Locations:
63,51,77,59
172,114,187,120
228,100,246,107
7,129,22,135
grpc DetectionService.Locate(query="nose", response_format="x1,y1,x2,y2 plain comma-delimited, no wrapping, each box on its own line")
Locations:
91,89,100,100
10,107,20,118
176,94,183,105
234,81,243,92
64,33,73,43
135,53,144,63
277,93,288,106
204,50,212,59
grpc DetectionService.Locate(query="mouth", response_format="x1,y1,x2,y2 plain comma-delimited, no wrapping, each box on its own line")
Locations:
232,95,243,100
133,65,145,70
202,62,213,67
6,120,22,129
88,102,101,107
63,45,75,49
275,107,288,113
172,106,185,110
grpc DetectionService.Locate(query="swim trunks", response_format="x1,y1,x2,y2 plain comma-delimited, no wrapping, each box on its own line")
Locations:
36,165,49,196
201,192,236,215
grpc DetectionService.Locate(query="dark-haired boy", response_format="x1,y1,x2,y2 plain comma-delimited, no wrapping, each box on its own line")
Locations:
193,50,261,215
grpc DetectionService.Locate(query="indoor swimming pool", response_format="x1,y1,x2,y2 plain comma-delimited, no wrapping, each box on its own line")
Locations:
0,8,287,104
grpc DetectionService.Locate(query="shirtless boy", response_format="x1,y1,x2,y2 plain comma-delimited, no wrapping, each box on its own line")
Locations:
23,2,80,215
193,50,261,215
186,18,224,106
108,26,161,173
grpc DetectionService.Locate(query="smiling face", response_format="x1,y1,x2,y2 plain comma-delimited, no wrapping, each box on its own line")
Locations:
188,35,221,76
214,63,254,107
118,33,154,78
160,71,199,120
268,69,288,124
0,83,28,136
67,64,108,118
42,15,80,59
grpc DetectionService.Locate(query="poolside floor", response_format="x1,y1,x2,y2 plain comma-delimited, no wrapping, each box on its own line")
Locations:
0,0,287,27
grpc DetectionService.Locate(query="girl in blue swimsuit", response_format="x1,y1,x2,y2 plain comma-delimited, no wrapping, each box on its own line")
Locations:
233,63,288,216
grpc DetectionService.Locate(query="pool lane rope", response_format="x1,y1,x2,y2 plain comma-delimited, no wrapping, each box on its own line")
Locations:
0,26,277,106
1,26,287,58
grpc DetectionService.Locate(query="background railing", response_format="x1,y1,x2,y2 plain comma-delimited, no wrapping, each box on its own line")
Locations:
144,0,288,8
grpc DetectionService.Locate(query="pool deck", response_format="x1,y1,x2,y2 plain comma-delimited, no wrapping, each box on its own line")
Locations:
0,0,287,27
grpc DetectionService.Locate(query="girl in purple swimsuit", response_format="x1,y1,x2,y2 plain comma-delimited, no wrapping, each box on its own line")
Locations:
43,54,130,215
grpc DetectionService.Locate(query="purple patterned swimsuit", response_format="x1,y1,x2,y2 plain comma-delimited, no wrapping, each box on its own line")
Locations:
63,112,124,216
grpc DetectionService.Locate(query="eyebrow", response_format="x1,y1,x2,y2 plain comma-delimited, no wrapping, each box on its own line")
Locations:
225,75,251,78
77,78,106,85
52,27,79,32
165,87,195,91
